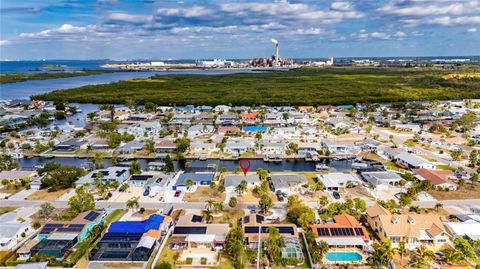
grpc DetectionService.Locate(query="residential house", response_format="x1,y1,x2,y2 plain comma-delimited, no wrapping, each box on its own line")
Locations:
0,208,36,251
224,139,254,154
126,122,161,138
444,214,480,241
174,172,214,190
92,214,172,261
118,141,144,154
242,214,304,263
223,175,260,193
316,173,360,191
360,171,402,186
18,211,104,260
414,168,458,191
298,143,322,157
75,167,130,187
187,124,214,138
155,139,176,153
395,152,436,170
53,138,86,152
366,204,450,251
190,141,218,154
0,170,37,183
310,214,369,250
270,174,307,195
217,126,240,134
260,141,285,155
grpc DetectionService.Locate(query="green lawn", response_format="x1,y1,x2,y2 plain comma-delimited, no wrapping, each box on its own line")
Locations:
104,209,126,225
32,66,480,105
436,164,456,171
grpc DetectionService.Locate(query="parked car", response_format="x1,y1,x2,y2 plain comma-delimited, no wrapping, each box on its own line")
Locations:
332,191,341,199
174,190,181,197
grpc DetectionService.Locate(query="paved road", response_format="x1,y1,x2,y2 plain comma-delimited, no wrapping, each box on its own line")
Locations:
2,198,480,210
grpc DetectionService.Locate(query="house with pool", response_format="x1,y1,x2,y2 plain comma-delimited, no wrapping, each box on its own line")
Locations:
242,214,305,264
310,214,369,263
17,211,105,260
366,204,450,251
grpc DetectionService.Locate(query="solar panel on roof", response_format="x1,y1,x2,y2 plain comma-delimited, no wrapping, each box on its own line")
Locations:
173,226,207,234
278,227,294,235
85,212,100,221
99,251,130,259
244,226,268,234
317,228,330,236
354,228,364,236
330,228,338,236
256,215,264,224
191,215,203,223
243,216,250,224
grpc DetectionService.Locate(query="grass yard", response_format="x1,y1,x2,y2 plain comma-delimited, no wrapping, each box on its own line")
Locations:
25,188,69,201
183,186,225,202
154,239,180,268
0,207,16,215
358,152,386,162
212,209,245,225
436,164,457,171
428,183,480,200
104,209,127,224
384,161,408,173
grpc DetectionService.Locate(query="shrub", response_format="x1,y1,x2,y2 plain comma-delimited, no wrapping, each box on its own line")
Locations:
186,257,193,265
201,257,207,265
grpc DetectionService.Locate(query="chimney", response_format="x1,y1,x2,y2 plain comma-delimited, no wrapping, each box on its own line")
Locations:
275,43,279,66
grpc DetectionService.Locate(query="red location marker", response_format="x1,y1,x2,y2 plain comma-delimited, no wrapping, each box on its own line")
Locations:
239,159,251,176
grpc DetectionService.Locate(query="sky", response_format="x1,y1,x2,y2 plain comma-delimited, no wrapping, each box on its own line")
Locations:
0,0,479,60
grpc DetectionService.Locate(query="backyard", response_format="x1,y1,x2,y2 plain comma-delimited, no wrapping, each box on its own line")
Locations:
25,189,69,201
183,186,225,202
428,183,480,200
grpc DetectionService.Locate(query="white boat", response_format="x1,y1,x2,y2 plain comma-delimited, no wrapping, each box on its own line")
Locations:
9,152,25,159
315,164,329,171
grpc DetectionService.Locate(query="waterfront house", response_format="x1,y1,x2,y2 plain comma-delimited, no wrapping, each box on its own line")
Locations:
118,141,144,154
366,204,450,251
190,140,218,154
224,139,254,154
75,167,130,187
395,152,436,170
310,214,369,250
260,141,286,155
360,171,402,186
174,172,214,190
0,170,37,183
270,174,307,195
154,139,176,153
316,173,360,191
223,174,260,193
298,142,322,157
53,138,86,152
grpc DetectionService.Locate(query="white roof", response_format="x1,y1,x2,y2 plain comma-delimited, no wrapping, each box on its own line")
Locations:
445,222,480,240
137,235,156,249
317,173,359,188
48,233,78,240
316,237,365,247
186,234,215,243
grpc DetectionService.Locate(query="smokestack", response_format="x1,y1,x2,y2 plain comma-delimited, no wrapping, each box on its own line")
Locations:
271,38,279,66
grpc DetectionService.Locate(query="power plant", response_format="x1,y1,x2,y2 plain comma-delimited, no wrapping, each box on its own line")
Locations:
271,38,279,66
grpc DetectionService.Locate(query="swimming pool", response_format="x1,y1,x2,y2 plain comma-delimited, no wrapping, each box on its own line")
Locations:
325,251,363,262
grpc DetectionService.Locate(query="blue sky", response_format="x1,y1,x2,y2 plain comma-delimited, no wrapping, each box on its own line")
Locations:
1,0,479,60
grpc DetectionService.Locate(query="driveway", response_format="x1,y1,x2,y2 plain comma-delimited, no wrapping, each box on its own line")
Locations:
8,189,36,200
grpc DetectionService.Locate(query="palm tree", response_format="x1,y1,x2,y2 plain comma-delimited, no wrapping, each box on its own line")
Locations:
126,196,140,212
235,180,247,196
265,227,285,264
443,248,463,265
185,179,194,190
434,203,443,212
312,240,329,263
397,239,407,266
202,208,213,223
213,202,224,213
410,245,435,268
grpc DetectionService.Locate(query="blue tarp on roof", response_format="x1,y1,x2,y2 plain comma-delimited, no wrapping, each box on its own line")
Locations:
108,214,164,234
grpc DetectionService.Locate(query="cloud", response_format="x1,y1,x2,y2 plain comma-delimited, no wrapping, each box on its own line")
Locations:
0,40,10,46
467,27,477,32
351,29,408,40
20,24,88,38
379,0,480,26
393,31,407,39
330,2,354,11
107,13,153,24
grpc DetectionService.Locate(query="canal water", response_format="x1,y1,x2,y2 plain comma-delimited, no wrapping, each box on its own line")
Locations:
18,157,354,172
